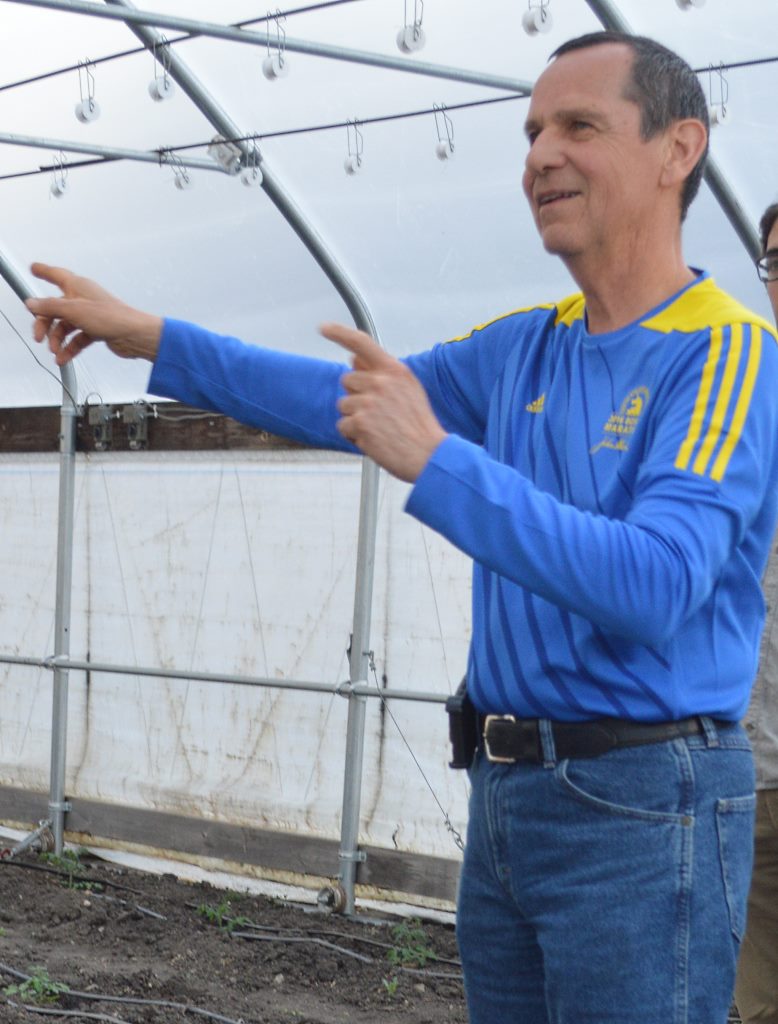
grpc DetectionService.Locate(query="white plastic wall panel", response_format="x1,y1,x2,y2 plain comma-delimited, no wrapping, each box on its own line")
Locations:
0,451,471,859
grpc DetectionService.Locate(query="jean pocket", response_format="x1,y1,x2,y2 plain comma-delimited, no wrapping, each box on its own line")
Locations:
716,793,756,941
556,745,688,823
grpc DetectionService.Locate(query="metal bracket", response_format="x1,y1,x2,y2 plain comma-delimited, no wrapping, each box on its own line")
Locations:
122,403,148,450
338,848,367,863
88,404,113,451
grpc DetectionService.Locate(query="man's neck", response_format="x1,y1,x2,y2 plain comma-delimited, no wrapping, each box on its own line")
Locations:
567,234,695,335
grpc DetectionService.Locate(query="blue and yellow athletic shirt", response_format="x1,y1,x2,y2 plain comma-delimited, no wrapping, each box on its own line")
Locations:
149,272,778,723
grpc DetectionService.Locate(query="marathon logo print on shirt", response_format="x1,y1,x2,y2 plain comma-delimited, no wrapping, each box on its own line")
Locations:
590,387,650,455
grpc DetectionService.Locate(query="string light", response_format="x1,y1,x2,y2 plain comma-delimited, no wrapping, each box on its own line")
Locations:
522,1,553,36
74,61,100,123
49,152,68,198
397,0,425,54
148,36,175,102
433,104,454,160
344,120,363,175
707,63,731,126
262,11,290,80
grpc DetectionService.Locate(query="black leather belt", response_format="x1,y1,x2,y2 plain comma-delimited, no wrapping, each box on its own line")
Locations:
479,714,710,763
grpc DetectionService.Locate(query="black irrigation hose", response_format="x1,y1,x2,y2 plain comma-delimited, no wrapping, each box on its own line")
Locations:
0,962,251,1024
229,929,374,962
0,859,142,896
6,999,131,1022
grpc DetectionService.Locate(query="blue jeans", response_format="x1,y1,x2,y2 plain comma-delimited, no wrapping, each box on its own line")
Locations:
457,719,755,1024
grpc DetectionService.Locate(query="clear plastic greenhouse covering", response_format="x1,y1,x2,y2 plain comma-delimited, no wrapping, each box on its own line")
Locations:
0,0,775,908
0,0,774,406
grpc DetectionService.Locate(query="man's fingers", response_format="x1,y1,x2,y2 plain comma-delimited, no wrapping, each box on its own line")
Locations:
319,322,392,369
26,296,73,320
55,331,93,366
30,263,72,289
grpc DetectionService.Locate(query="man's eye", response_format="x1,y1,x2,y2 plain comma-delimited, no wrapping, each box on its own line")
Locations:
767,256,778,273
571,120,591,132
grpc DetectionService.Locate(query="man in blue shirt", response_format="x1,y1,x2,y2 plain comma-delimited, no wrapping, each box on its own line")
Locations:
27,31,778,1024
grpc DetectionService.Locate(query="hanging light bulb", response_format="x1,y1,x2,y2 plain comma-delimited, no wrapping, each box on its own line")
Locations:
433,104,454,161
74,61,100,123
240,146,263,187
344,121,363,176
522,2,553,36
50,152,68,198
262,13,290,80
149,37,175,102
397,0,425,53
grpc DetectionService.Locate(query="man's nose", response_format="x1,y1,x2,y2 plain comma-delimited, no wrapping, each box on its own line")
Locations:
524,129,565,176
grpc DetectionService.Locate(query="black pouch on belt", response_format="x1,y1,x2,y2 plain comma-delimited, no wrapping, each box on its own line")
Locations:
445,677,478,769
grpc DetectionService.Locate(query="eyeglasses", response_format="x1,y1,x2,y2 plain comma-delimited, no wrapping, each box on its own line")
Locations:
757,253,778,283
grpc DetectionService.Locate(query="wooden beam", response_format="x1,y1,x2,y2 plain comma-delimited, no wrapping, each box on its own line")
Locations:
0,404,304,453
0,786,459,904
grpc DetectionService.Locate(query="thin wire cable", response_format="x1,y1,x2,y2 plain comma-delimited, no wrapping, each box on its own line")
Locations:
0,93,526,185
0,0,367,96
0,307,79,408
368,658,464,852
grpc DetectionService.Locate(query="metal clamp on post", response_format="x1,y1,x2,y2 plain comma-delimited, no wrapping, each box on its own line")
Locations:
338,848,367,864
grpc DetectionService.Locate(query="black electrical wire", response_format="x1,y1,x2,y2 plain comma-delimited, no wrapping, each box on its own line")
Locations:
0,92,526,184
0,0,367,95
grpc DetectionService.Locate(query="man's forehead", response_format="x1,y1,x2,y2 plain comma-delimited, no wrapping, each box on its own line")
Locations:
532,43,634,99
526,44,635,120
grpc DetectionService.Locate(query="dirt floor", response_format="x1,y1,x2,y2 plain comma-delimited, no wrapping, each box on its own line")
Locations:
0,848,467,1024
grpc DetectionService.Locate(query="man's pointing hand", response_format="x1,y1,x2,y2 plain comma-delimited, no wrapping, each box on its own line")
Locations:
26,263,162,366
320,322,447,483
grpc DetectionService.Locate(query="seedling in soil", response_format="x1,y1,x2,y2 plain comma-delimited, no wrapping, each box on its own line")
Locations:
197,898,251,934
382,975,400,998
386,917,438,969
39,848,103,893
4,966,70,1005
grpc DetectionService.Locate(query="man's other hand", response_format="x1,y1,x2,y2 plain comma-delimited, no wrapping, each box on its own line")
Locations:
26,263,163,366
321,322,447,483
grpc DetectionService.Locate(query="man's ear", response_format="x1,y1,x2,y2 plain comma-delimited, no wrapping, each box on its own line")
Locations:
660,118,708,190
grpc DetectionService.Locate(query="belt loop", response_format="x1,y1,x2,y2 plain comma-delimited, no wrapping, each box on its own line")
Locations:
699,715,719,748
539,719,557,768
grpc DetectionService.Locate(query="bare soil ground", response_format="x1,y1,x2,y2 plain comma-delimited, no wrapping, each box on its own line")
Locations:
0,850,467,1024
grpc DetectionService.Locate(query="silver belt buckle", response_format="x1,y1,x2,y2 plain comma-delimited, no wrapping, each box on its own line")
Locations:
483,713,517,763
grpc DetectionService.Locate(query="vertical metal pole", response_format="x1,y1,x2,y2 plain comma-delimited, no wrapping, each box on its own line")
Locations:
0,250,78,852
49,398,77,852
104,0,382,910
339,458,380,912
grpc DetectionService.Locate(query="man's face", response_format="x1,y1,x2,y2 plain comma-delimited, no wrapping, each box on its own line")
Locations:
522,44,669,264
766,219,778,326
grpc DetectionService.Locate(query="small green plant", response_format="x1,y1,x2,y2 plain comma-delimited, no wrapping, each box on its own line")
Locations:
381,975,399,997
38,848,102,892
386,917,438,969
4,967,70,1005
197,898,250,934
38,848,82,871
0,927,6,937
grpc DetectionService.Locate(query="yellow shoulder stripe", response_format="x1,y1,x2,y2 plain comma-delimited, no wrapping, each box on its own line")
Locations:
446,304,555,344
674,324,763,482
642,277,776,337
445,293,584,343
